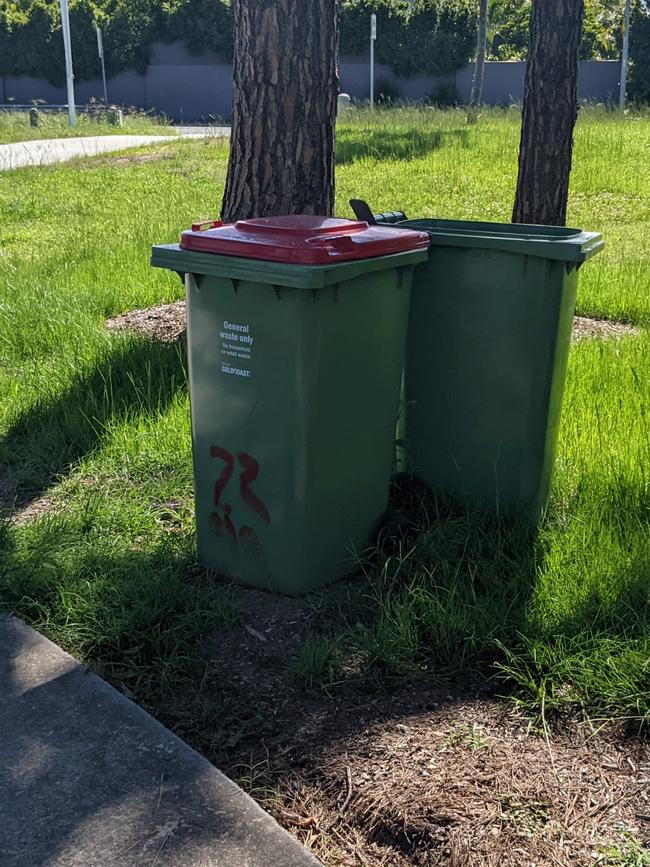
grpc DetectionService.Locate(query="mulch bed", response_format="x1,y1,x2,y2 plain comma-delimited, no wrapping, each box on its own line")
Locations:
266,699,650,866
192,587,650,867
572,315,639,341
106,302,641,346
106,300,187,343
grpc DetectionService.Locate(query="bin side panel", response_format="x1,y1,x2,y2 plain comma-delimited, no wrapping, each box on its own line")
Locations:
186,267,412,594
293,269,412,585
529,264,578,514
405,247,575,519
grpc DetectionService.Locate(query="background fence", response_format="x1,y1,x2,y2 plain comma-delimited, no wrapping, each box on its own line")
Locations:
0,42,622,122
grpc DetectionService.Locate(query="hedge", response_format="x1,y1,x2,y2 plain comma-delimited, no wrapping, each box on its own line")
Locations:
0,0,475,85
0,0,233,85
1,0,648,101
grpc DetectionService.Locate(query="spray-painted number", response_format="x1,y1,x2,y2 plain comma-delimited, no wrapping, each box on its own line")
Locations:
209,446,271,549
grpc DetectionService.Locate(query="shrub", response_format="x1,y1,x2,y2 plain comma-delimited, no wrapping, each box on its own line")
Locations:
428,79,459,106
402,0,477,77
375,75,402,103
2,0,474,84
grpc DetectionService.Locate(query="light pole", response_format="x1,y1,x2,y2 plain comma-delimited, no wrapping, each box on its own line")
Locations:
620,0,631,110
370,13,377,107
96,26,108,105
60,0,77,126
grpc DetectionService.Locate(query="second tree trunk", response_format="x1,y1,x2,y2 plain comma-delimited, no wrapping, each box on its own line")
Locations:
512,0,584,226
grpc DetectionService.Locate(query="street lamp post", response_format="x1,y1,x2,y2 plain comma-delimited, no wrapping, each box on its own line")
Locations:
60,0,77,126
96,26,108,105
620,0,631,110
370,13,377,107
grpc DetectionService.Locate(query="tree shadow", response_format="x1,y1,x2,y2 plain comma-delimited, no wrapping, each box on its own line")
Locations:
0,336,187,518
0,597,314,867
525,481,650,644
4,467,646,861
335,126,469,165
199,478,543,772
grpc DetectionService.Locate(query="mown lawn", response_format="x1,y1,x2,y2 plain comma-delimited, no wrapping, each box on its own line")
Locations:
0,107,648,745
0,108,175,144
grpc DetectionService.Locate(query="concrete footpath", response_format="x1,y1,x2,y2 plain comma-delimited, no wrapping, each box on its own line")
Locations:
0,613,321,867
0,127,230,170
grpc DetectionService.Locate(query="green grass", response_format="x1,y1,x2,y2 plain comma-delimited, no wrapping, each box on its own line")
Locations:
0,108,175,144
0,106,648,738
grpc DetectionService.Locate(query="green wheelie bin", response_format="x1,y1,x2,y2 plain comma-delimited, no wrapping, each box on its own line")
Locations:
151,216,429,594
396,218,604,520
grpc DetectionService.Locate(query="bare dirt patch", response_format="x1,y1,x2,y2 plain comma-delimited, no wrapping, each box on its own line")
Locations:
106,303,640,347
106,300,186,343
572,315,639,342
6,494,58,527
108,150,178,166
0,473,58,526
268,702,650,866
196,586,650,867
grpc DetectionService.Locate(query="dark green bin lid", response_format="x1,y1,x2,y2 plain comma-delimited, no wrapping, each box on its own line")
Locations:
397,218,604,264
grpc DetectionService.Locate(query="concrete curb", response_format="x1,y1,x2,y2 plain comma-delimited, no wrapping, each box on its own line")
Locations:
0,613,322,867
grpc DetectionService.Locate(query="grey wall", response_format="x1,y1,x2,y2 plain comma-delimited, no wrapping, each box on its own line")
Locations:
455,60,620,104
1,44,621,122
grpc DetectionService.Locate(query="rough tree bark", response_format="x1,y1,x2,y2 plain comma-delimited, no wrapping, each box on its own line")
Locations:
221,0,339,222
470,0,489,107
512,0,584,225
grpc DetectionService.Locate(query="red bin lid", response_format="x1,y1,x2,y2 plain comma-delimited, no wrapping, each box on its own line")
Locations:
179,215,429,265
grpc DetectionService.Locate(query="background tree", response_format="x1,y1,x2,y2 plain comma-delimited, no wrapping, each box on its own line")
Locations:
512,0,584,225
221,0,339,222
470,0,489,105
630,0,650,103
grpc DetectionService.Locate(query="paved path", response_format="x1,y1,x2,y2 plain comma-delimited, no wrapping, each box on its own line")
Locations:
0,127,230,170
0,613,321,867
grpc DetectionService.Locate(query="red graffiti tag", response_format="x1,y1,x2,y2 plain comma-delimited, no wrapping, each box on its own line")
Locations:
210,445,234,508
208,446,271,553
237,452,271,525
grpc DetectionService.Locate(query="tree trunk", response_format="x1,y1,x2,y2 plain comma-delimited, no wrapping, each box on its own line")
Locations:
512,0,584,226
221,0,339,222
470,0,489,107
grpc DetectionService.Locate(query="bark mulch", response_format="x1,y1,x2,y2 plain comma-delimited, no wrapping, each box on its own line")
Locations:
196,587,650,867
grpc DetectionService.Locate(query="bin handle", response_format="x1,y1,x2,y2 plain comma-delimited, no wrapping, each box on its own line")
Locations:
349,199,409,225
349,199,377,224
191,219,224,232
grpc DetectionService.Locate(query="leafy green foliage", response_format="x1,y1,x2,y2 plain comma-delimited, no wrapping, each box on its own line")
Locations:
403,0,477,76
339,0,412,62
3,0,472,84
0,0,233,85
489,0,631,62
488,0,531,60
1,0,647,92
341,0,476,77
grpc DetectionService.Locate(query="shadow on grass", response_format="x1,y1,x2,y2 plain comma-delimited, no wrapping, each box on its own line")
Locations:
0,473,542,773
0,586,289,867
1,469,647,866
0,523,236,738
0,336,187,516
496,487,650,728
335,126,469,164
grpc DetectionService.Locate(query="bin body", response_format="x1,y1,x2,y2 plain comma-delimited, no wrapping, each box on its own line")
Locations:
397,218,603,520
152,218,428,593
